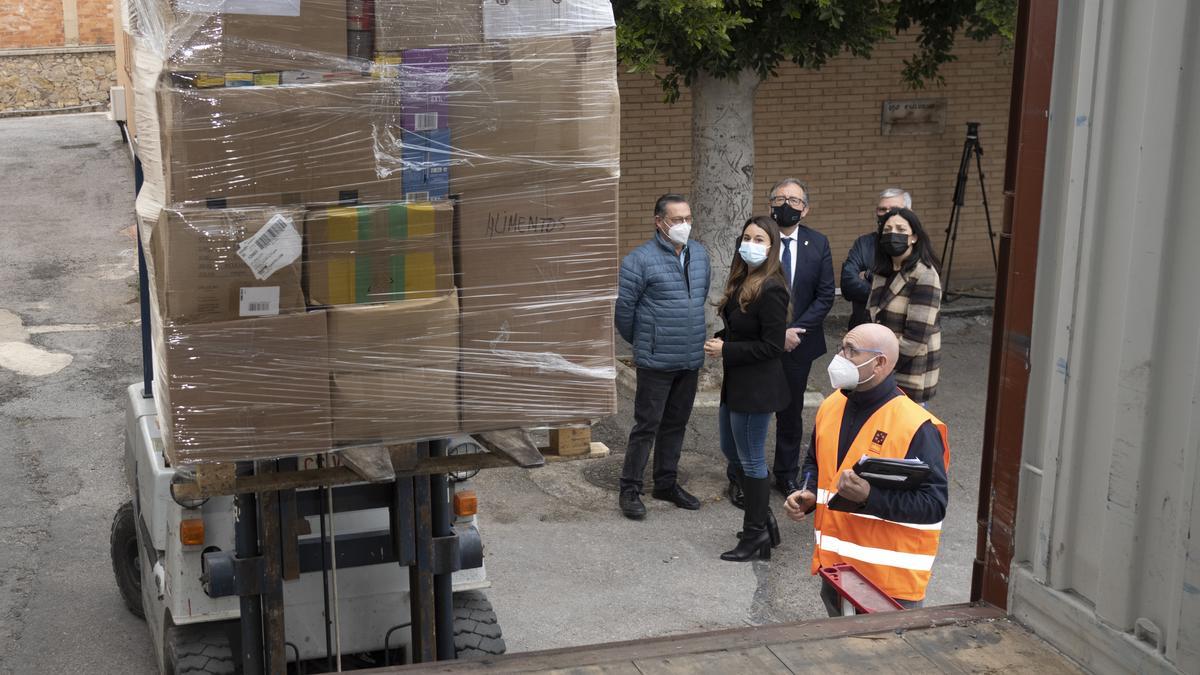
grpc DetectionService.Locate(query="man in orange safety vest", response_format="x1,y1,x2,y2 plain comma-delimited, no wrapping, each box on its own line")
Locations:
783,323,949,614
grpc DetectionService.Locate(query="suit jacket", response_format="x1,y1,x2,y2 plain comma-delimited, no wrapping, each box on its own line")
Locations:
782,225,836,364
867,260,943,402
717,278,791,414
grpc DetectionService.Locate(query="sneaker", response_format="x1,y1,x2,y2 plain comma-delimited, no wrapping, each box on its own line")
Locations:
619,488,646,519
651,484,701,510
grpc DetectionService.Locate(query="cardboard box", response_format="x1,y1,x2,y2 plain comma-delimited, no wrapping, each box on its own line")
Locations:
158,79,403,207
401,128,451,201
482,0,614,40
455,173,619,313
448,29,620,192
398,48,449,132
326,293,460,445
460,298,616,432
155,310,333,464
147,207,308,324
374,0,482,52
168,0,349,71
304,201,454,306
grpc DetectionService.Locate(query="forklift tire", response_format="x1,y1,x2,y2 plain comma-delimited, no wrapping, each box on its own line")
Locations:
166,622,238,675
110,500,145,620
452,590,506,659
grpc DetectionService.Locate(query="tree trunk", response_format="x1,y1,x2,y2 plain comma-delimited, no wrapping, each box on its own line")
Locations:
691,68,761,388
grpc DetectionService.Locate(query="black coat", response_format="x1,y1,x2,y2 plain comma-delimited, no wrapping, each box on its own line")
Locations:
717,279,791,414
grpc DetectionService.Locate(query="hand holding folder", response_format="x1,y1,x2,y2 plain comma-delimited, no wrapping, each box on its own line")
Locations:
826,456,932,512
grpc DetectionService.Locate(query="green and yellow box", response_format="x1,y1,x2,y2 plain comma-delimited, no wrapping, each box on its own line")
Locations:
303,201,454,306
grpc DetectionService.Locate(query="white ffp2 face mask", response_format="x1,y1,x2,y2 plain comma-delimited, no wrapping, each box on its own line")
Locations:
738,241,769,267
827,353,879,391
667,223,691,246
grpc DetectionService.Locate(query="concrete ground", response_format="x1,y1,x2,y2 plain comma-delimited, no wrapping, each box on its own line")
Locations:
0,112,994,672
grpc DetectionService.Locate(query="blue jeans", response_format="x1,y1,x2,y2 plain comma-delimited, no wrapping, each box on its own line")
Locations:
718,404,772,479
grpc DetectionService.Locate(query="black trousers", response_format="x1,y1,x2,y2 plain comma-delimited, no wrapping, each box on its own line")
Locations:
771,354,814,485
620,367,699,492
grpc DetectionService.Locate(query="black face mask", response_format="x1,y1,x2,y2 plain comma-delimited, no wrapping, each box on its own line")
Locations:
771,204,803,229
880,232,912,257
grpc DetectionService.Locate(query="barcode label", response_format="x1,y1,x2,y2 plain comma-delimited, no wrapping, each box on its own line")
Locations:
239,287,281,317
254,218,288,250
414,112,439,131
238,214,302,281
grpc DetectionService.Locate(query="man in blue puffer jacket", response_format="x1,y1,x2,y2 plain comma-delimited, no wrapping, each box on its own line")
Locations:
614,194,711,519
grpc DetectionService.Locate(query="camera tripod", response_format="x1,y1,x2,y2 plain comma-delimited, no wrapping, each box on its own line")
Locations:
940,121,997,300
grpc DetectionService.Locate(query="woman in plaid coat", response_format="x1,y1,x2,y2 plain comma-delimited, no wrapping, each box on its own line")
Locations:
867,208,942,402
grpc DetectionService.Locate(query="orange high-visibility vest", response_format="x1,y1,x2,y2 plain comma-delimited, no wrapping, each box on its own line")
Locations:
809,390,950,601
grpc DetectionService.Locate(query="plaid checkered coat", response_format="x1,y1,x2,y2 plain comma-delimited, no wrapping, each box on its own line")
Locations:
867,261,942,402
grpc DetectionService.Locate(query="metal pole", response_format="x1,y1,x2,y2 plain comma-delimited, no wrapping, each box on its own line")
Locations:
430,438,456,660
234,462,264,675
409,442,436,663
327,485,343,671
258,462,287,674
133,157,153,399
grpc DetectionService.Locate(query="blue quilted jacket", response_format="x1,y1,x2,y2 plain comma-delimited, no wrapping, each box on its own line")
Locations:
615,234,711,371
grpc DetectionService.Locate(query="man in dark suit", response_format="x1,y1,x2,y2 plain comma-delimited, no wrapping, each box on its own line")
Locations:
728,178,835,505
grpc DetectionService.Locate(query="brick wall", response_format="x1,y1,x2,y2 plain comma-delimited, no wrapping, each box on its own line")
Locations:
618,32,1013,288
78,0,115,46
1,1,66,49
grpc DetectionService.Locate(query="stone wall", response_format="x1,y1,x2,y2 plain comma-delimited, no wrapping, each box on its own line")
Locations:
0,48,116,115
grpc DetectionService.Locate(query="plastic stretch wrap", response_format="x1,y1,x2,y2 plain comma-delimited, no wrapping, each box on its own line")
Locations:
124,0,620,463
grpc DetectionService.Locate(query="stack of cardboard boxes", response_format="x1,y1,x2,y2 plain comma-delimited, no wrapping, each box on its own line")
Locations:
124,0,620,464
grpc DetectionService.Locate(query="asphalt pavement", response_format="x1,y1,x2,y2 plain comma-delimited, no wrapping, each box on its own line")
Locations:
0,112,994,672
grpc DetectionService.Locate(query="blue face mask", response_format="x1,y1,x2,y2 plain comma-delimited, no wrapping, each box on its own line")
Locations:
738,241,769,267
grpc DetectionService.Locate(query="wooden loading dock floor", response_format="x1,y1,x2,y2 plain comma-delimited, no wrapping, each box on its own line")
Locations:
376,604,1082,674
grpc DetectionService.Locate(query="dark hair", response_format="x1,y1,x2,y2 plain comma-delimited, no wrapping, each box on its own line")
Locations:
654,193,688,218
718,215,790,314
873,207,941,276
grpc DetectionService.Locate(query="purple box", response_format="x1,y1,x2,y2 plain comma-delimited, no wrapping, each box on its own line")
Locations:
400,48,450,132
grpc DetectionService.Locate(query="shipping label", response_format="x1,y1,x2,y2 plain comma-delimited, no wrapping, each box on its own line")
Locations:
237,214,302,280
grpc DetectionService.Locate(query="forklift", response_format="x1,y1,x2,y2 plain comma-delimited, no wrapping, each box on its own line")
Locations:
108,151,516,673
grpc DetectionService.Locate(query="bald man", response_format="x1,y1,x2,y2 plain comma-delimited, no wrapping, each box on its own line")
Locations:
783,323,950,615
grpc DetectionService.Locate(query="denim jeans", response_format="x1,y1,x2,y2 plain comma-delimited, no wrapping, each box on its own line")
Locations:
718,404,772,479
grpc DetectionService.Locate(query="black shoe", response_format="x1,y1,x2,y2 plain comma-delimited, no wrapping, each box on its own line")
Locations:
721,528,772,561
727,478,745,510
651,484,701,510
775,478,802,499
619,488,646,519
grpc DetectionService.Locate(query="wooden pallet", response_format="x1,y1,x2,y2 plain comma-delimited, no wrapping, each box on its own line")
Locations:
543,425,610,463
174,423,608,500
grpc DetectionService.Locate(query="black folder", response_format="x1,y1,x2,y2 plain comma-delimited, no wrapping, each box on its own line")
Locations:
826,457,932,512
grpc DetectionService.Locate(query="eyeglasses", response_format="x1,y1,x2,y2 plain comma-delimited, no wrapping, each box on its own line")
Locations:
837,344,883,359
769,196,807,208
875,206,891,215
660,216,693,226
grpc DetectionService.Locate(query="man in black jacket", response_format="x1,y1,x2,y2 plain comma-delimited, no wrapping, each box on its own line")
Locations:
840,188,912,329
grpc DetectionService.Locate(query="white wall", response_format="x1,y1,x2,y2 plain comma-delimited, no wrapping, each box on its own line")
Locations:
1011,2,1200,674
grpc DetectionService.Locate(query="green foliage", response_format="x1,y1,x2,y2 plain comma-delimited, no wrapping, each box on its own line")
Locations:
613,0,1018,99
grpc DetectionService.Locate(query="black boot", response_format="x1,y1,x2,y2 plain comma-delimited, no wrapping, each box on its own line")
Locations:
721,477,773,561
727,467,745,510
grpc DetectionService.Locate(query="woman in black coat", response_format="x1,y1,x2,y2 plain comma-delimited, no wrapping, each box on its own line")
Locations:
704,215,791,561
